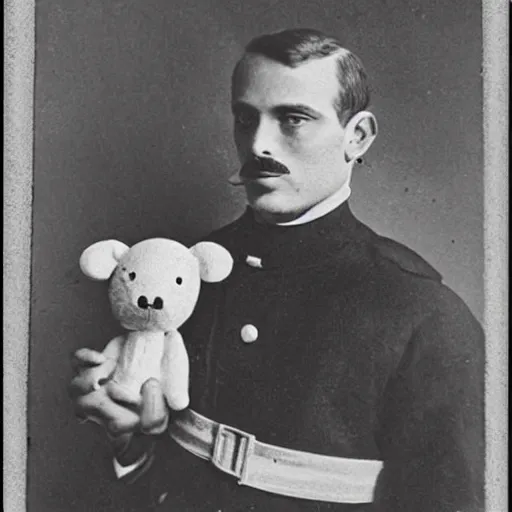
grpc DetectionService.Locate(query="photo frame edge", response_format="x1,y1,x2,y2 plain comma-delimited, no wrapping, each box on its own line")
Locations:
3,1,508,510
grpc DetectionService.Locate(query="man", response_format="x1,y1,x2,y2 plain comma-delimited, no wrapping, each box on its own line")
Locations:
70,28,485,511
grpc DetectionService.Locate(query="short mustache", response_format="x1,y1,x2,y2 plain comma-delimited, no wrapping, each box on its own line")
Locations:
240,156,291,178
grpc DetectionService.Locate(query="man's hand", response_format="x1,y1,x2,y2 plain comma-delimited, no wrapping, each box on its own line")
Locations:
69,348,170,465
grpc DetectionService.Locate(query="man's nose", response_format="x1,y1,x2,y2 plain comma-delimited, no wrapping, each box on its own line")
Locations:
251,118,277,157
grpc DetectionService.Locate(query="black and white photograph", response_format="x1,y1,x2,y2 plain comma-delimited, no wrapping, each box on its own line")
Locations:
4,1,508,511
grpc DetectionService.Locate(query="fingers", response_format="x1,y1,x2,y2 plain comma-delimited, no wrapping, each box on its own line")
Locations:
70,348,107,372
106,382,143,407
71,373,170,440
69,372,98,398
140,379,169,435
68,359,117,398
75,389,140,435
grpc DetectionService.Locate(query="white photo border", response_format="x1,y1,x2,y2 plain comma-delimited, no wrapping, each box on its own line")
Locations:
4,1,508,510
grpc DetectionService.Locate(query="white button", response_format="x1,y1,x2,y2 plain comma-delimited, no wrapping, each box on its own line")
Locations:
241,324,258,343
245,255,263,268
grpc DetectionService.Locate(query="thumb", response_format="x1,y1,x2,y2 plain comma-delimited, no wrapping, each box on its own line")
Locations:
140,379,169,435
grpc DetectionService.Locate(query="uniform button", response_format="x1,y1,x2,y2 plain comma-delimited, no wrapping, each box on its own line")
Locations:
245,255,263,268
158,492,168,504
241,324,258,343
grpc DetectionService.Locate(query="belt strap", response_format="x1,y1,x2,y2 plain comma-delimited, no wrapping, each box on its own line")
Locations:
168,409,382,504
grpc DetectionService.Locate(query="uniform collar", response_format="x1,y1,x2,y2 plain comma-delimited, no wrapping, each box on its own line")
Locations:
274,181,351,227
227,199,367,271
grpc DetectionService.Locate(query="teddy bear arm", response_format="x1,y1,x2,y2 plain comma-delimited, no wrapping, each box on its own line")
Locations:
161,331,190,411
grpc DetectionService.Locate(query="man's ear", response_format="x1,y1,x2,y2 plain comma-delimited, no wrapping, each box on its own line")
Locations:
190,242,234,283
79,240,130,281
343,111,378,163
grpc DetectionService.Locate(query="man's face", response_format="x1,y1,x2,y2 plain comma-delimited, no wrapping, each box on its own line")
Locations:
231,53,350,223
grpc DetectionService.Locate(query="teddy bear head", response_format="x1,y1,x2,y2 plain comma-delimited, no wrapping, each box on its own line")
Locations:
79,238,233,332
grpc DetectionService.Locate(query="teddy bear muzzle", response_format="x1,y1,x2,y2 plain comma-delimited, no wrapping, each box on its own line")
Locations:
137,295,164,310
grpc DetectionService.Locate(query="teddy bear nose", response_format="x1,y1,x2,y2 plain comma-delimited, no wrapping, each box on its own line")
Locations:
137,296,149,309
137,295,163,310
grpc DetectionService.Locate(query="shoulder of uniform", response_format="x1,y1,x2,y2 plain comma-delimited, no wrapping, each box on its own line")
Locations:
199,212,246,248
373,236,442,282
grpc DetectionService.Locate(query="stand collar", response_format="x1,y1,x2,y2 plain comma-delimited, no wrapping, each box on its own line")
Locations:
225,201,368,271
274,181,352,227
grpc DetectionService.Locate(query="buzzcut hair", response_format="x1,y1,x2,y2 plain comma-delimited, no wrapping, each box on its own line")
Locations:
234,28,370,126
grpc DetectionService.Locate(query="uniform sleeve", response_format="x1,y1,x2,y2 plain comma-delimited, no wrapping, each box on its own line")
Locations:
100,436,165,512
373,289,485,512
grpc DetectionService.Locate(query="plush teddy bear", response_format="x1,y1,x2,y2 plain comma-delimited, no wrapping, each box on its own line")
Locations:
79,238,233,412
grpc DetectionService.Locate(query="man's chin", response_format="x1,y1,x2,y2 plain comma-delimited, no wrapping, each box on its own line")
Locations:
248,194,306,224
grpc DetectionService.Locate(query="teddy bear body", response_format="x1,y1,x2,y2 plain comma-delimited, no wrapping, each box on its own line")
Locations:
111,330,166,400
104,329,190,410
80,237,233,413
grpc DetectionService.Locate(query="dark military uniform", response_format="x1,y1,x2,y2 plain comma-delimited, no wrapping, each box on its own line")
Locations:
116,202,485,512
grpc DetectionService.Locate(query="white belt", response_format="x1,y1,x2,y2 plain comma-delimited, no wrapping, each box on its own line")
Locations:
168,409,382,503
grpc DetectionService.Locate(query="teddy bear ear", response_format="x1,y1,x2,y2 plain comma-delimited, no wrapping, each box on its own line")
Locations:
79,240,130,281
189,242,234,283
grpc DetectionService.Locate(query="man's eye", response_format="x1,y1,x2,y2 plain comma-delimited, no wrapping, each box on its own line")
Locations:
281,115,308,127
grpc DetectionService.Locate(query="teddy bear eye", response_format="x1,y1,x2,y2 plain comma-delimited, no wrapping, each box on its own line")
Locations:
129,272,136,281
176,277,183,285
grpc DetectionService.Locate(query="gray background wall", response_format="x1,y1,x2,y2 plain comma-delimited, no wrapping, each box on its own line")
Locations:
29,1,483,510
